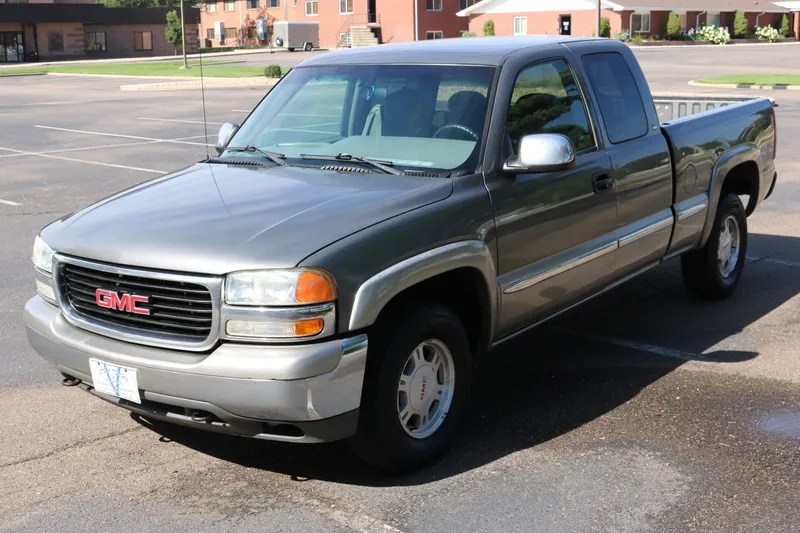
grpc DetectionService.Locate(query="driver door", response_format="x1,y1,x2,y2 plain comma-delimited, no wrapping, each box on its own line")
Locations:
486,57,618,338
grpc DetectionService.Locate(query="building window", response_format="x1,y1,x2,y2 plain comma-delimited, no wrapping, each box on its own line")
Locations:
247,0,258,8
513,16,527,35
206,0,216,12
305,0,318,15
134,31,153,51
339,0,352,14
47,31,64,52
426,31,443,39
632,13,650,33
224,0,235,11
225,27,238,40
206,28,215,40
459,0,478,9
426,0,441,11
268,0,279,7
706,13,720,27
86,31,107,52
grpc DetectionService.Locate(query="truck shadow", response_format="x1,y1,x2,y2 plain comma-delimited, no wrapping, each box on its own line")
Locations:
133,232,799,486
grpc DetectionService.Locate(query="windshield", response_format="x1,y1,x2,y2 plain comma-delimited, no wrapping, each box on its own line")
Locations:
225,64,496,173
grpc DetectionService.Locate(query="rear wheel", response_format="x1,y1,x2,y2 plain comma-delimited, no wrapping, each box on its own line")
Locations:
681,192,748,299
304,42,313,52
349,304,471,472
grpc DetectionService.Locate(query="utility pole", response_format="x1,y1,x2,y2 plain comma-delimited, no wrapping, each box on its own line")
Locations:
596,0,602,37
180,0,188,68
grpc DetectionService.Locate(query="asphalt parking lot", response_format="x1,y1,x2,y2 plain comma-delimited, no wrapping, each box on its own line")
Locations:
1,43,799,532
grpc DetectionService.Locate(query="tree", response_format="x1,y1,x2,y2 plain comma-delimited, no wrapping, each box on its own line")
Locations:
483,20,495,36
600,16,610,38
165,10,182,53
666,12,682,40
733,10,749,38
100,0,199,8
780,14,790,37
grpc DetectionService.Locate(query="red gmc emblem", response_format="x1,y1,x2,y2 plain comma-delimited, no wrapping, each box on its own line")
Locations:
95,289,151,316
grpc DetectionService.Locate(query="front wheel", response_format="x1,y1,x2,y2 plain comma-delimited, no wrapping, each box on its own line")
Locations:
349,304,472,472
681,192,748,299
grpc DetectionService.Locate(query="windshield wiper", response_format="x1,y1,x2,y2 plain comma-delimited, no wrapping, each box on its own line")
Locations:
225,145,287,166
300,153,403,175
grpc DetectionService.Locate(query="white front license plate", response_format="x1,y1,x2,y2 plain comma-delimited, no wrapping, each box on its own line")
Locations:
89,358,141,404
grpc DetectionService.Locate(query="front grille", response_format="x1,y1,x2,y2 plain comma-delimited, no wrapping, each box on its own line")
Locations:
60,263,214,342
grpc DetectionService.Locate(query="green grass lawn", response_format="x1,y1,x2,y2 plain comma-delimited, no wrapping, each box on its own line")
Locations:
0,60,277,78
697,74,800,86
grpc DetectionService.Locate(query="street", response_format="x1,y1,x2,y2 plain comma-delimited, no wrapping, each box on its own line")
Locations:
1,42,799,532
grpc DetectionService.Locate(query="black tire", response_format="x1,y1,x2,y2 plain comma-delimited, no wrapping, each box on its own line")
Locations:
304,42,313,52
287,47,295,52
348,303,472,472
681,192,748,300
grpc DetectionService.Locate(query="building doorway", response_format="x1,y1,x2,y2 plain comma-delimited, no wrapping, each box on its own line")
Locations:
368,0,377,23
0,32,24,63
559,15,572,35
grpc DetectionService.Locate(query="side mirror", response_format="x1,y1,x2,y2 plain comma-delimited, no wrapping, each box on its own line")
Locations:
503,133,576,174
215,122,240,155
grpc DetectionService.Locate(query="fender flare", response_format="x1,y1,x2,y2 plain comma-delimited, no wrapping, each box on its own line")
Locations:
700,143,760,247
348,241,499,342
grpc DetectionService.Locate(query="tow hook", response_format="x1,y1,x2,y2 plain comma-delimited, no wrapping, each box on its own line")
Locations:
61,375,81,387
189,410,213,422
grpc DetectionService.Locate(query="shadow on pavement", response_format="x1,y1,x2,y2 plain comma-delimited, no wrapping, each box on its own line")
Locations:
132,233,800,485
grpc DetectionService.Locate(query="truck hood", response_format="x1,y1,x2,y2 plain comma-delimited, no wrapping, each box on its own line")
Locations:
42,162,452,275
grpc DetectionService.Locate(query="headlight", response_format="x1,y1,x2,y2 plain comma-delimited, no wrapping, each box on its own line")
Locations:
225,269,336,306
32,236,55,273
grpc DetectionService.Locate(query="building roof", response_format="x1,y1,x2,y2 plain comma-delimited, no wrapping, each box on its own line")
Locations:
298,35,602,68
458,0,790,16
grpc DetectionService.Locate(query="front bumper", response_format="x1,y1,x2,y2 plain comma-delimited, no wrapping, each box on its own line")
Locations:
24,296,368,443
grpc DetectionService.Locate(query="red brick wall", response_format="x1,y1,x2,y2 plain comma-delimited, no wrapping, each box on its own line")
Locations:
378,0,414,44
417,0,468,39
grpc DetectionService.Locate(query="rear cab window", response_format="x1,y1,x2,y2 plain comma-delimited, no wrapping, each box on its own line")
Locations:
581,52,649,144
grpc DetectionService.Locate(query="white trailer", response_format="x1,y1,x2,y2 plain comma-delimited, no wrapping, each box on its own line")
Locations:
272,21,319,52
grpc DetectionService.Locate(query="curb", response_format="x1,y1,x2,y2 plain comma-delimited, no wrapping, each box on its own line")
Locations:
120,77,278,92
47,72,177,80
0,72,46,78
689,80,800,91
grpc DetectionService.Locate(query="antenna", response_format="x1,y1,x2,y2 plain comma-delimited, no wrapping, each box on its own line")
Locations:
198,42,210,160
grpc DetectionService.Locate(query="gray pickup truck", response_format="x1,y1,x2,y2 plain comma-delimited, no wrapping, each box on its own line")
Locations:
25,36,777,471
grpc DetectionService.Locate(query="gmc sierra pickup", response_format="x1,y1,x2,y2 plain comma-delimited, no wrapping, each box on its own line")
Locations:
25,36,777,471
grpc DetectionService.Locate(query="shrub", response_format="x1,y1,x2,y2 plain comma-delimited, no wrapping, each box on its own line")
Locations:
613,29,630,41
264,64,283,78
755,25,780,42
461,31,477,38
697,25,730,45
733,10,749,38
483,20,495,36
780,14,790,37
666,12,682,40
600,16,611,38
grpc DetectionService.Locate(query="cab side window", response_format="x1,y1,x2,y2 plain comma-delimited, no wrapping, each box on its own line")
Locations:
506,59,595,155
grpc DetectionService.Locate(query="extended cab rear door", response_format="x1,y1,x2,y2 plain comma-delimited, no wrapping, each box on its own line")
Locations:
568,41,674,278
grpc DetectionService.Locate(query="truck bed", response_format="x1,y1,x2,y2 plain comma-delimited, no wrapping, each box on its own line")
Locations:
653,93,776,122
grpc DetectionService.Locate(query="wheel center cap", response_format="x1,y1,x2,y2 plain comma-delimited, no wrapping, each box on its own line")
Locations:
409,365,436,412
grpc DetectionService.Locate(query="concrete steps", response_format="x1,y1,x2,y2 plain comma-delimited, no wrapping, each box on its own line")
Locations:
350,26,379,48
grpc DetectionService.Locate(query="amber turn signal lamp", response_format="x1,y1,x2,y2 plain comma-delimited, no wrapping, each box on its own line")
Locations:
296,271,336,303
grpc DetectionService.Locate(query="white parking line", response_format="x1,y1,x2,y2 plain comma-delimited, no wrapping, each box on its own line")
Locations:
0,146,165,174
138,117,224,126
35,125,210,147
0,134,211,160
551,327,706,362
0,199,21,206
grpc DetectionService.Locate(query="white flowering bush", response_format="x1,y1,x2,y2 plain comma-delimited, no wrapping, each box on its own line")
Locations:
755,25,780,42
614,29,630,41
697,25,730,45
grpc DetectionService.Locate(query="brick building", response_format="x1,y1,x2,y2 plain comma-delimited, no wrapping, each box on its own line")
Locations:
457,0,795,39
0,2,200,63
199,0,471,50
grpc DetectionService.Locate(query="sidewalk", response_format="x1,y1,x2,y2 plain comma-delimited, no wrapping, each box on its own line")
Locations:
0,47,324,70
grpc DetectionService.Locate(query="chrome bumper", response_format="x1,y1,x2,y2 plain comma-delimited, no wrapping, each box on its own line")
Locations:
24,296,368,443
